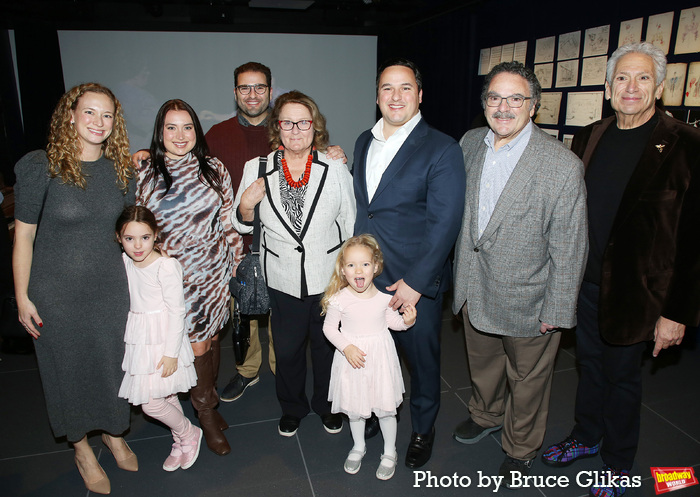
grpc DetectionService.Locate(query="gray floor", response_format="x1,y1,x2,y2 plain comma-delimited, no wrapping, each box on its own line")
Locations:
1,304,698,497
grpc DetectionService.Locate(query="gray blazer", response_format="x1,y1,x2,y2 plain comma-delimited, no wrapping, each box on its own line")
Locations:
232,150,356,298
452,124,588,337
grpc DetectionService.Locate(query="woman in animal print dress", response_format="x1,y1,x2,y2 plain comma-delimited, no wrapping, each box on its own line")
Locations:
136,99,243,456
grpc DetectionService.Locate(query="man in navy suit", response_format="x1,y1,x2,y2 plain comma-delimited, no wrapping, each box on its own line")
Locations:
352,58,465,469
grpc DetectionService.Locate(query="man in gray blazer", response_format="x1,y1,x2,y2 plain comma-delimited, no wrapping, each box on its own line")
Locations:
451,62,587,486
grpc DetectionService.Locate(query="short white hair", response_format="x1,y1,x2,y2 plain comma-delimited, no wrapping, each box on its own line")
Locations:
606,41,667,85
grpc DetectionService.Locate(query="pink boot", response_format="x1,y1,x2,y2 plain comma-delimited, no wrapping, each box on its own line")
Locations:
179,426,203,470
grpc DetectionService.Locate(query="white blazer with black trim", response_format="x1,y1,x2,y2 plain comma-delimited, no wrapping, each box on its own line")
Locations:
232,149,356,298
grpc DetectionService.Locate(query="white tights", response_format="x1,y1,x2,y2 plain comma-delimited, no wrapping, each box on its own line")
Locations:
141,394,194,442
349,415,397,458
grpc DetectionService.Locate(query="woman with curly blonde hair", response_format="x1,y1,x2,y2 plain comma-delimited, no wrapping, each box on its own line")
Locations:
13,83,137,494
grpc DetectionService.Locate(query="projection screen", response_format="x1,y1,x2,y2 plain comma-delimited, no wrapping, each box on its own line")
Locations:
57,30,377,163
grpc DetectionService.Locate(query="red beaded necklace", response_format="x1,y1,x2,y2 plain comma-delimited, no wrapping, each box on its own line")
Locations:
280,146,313,188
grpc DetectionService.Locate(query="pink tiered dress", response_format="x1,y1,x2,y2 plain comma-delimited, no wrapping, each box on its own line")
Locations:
118,254,197,406
323,288,410,419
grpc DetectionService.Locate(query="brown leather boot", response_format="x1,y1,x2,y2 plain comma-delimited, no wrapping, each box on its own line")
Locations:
211,336,221,388
209,338,229,431
191,349,231,456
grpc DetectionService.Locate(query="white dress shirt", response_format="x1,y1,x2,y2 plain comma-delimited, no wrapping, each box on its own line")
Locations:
478,120,533,238
366,111,422,201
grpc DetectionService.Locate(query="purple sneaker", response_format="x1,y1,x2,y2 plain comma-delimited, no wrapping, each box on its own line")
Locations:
541,436,599,467
589,466,630,497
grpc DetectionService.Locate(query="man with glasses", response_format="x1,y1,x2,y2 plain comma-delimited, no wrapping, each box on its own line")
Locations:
212,63,347,403
451,61,587,486
207,62,278,404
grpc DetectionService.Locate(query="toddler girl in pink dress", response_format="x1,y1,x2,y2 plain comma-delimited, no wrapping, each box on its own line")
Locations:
322,234,416,480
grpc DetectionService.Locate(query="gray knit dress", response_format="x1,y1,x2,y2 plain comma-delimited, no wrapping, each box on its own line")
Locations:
14,150,134,441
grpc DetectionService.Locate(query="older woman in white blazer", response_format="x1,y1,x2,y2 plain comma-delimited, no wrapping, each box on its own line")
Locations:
232,90,355,437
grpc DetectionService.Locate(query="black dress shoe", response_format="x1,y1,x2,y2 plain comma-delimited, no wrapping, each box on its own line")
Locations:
405,428,435,468
365,413,380,439
278,415,301,437
321,413,343,434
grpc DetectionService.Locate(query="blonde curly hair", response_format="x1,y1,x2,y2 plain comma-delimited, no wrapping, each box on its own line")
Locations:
46,82,133,190
320,234,384,315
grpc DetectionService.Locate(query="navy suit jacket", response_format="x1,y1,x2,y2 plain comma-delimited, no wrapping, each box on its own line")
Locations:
353,118,465,299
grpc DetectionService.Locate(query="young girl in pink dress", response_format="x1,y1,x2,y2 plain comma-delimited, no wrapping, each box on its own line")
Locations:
115,206,201,472
321,234,417,480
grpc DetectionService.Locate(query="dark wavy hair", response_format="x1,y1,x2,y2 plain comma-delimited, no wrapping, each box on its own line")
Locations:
481,61,542,114
145,99,223,199
234,61,272,87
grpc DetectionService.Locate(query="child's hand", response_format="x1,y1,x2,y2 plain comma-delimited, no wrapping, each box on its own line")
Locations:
157,356,178,377
402,304,417,326
343,344,366,369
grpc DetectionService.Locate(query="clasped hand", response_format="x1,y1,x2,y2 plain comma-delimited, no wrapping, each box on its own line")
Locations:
342,303,417,369
157,356,178,377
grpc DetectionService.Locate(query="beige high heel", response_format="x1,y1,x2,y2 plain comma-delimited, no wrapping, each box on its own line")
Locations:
101,434,139,472
75,456,111,494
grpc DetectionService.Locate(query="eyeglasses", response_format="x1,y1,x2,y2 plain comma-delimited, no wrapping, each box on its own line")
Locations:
278,120,313,131
236,84,269,95
485,94,532,108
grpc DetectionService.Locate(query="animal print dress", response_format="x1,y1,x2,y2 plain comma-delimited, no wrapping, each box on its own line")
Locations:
137,153,243,342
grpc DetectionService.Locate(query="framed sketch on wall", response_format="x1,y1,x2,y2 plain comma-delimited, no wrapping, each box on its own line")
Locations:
556,60,579,88
583,25,610,57
535,36,556,63
489,46,503,71
563,134,574,149
535,63,554,89
617,17,644,48
479,48,490,75
581,56,607,86
535,92,562,125
540,128,560,139
619,18,643,47
558,31,581,61
675,7,700,55
663,63,687,106
501,43,515,63
513,41,528,64
566,91,604,126
685,62,700,106
646,11,674,55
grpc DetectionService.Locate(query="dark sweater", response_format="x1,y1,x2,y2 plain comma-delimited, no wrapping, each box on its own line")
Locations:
205,115,271,248
584,114,657,284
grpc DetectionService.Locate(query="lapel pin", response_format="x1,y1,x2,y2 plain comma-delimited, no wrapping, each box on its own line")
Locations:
655,144,665,153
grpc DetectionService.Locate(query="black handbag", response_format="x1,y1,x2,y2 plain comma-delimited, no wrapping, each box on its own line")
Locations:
230,157,271,316
230,298,249,365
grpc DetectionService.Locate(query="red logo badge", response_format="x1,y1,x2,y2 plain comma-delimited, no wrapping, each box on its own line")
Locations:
651,467,698,494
